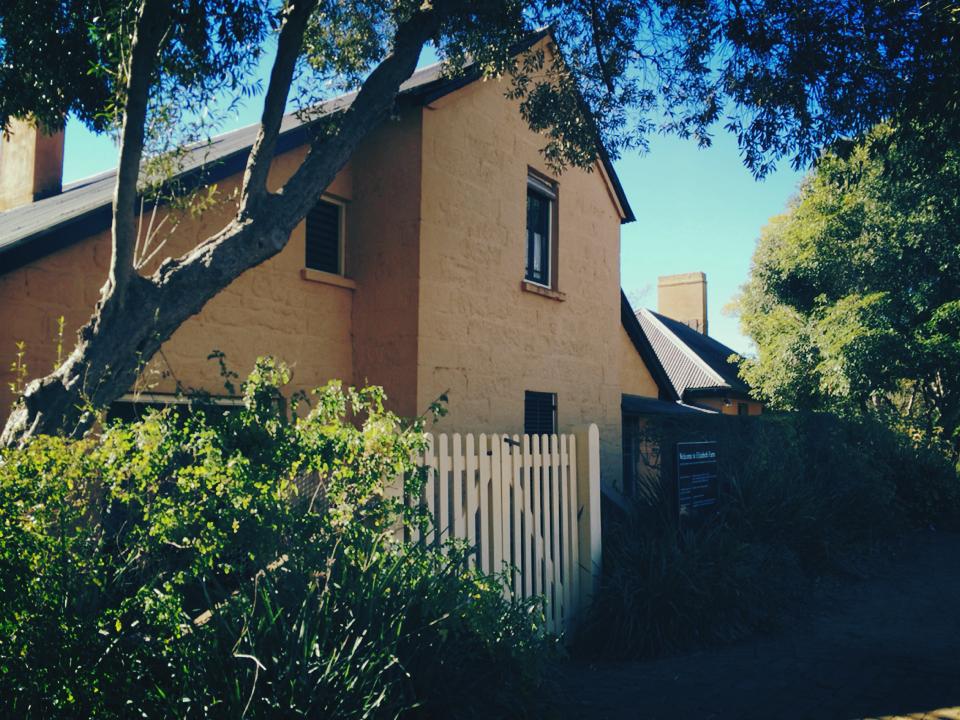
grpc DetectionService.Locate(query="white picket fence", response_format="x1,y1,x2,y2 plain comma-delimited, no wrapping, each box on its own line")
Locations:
388,424,601,635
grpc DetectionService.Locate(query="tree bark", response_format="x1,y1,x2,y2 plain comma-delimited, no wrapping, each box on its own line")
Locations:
241,0,319,215
1,7,438,448
109,0,169,305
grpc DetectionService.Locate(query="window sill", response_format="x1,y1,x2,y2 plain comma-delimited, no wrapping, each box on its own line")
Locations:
521,280,566,302
301,268,356,290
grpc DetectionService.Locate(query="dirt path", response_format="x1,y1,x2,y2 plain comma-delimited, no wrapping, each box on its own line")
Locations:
560,530,960,720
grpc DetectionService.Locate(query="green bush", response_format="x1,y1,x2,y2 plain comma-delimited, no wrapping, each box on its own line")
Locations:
577,411,960,660
0,358,554,718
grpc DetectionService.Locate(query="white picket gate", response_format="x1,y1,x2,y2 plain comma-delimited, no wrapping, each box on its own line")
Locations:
388,424,601,636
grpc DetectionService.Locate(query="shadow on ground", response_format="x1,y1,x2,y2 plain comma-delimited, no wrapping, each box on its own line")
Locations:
560,530,960,720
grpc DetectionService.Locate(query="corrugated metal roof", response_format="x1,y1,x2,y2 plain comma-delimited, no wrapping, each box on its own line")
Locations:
635,308,750,400
0,27,635,271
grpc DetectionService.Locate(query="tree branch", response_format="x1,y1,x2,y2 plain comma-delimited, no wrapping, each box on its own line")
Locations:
145,7,440,358
269,8,439,228
108,0,169,305
240,0,319,216
587,0,617,96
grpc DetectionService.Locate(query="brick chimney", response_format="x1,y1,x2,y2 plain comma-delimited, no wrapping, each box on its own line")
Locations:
0,118,65,212
657,272,708,334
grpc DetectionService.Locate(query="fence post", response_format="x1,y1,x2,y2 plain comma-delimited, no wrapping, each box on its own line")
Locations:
572,423,601,612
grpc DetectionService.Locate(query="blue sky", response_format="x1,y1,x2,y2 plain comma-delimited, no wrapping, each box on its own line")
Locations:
618,133,803,352
60,48,805,354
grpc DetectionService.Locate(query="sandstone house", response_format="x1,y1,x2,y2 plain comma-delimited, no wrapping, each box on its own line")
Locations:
0,34,756,497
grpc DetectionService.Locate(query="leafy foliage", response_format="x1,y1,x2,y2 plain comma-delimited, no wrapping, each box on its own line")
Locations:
576,412,960,660
0,0,267,134
0,359,553,718
298,0,960,174
4,0,959,175
738,120,960,457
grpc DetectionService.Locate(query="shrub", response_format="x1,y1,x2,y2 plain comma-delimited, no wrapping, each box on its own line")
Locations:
577,411,960,660
0,358,554,718
583,498,803,658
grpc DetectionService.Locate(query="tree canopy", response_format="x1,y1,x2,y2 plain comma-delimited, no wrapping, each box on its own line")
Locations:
3,0,958,175
738,120,960,456
1,0,958,444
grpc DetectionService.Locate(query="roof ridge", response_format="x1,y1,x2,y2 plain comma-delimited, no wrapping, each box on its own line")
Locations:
62,167,117,191
650,308,741,359
638,308,728,388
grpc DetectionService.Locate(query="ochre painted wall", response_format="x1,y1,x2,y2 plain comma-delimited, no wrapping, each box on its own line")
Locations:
620,329,660,399
348,109,423,418
1,227,111,412
415,69,632,492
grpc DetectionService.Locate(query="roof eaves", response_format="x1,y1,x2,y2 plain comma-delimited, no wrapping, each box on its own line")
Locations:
621,393,718,416
0,102,337,271
407,26,553,105
683,385,752,400
596,142,635,224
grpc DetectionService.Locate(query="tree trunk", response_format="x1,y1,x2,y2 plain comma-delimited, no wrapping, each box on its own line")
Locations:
2,275,163,442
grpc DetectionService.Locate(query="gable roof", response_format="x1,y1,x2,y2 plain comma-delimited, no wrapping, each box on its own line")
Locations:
0,28,634,272
635,307,751,400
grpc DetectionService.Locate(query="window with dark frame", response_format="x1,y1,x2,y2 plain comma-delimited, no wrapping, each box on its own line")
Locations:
305,198,343,274
524,391,557,436
526,174,555,287
737,402,749,416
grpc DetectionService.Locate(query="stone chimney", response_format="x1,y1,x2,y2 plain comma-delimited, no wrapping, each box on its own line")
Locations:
0,118,65,212
657,272,708,334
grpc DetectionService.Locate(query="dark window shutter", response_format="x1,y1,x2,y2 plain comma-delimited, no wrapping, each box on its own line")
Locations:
524,391,557,436
306,199,341,273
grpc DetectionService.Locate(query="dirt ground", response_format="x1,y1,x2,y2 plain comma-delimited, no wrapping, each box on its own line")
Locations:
559,530,960,720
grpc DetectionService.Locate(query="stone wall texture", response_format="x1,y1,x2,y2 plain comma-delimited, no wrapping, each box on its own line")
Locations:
0,147,356,412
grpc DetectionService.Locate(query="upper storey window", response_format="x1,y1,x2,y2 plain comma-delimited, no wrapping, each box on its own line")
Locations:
305,197,344,275
525,173,556,288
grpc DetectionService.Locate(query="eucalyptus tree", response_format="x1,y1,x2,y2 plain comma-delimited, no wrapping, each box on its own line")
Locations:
1,0,958,444
738,119,960,457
